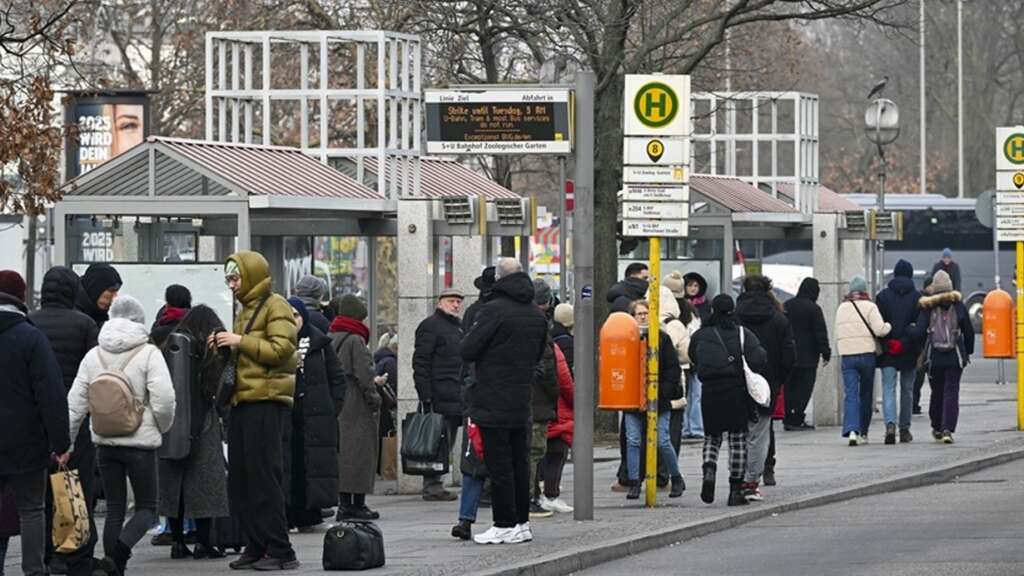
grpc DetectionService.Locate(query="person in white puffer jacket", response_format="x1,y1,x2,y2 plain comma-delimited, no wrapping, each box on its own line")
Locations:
67,295,175,576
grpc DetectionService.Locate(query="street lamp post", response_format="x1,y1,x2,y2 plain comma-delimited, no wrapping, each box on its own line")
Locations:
865,99,900,295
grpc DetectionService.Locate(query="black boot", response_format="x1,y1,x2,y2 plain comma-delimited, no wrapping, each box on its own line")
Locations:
626,482,641,500
700,464,716,504
669,475,685,498
727,479,749,507
107,541,131,575
451,520,472,540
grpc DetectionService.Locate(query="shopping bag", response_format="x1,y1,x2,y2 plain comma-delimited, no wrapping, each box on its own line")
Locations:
380,433,398,480
400,411,449,476
50,465,91,553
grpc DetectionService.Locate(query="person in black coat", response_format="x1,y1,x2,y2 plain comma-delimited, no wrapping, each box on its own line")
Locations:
931,248,962,293
151,285,192,348
689,294,767,507
0,272,70,576
911,270,973,444
286,298,345,531
28,266,101,572
551,304,574,376
606,263,649,313
460,259,548,542
463,266,496,332
291,275,331,334
782,277,831,431
736,276,795,493
875,259,922,444
414,288,466,501
76,263,122,329
373,334,398,437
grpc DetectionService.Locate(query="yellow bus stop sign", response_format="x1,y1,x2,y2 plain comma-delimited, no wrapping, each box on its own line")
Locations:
633,82,679,129
1004,132,1024,166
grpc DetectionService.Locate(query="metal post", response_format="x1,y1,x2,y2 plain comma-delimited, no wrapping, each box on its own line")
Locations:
559,156,568,302
645,238,661,507
919,0,927,196
1017,241,1024,429
572,71,595,521
878,147,887,290
957,0,964,199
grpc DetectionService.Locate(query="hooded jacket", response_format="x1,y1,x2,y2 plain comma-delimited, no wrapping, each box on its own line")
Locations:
0,292,70,476
67,317,176,449
914,290,974,369
413,308,465,416
461,272,549,428
548,344,575,445
876,260,923,370
683,272,712,321
736,290,796,413
228,251,298,407
783,278,832,368
29,266,99,392
76,263,122,329
606,277,649,314
650,285,701,370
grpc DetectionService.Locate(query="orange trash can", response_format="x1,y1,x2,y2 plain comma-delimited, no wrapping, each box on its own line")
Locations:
983,289,1015,358
599,312,645,410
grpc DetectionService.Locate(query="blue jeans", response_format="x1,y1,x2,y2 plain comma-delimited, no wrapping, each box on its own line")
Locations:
842,354,876,436
682,373,704,437
881,366,916,430
625,411,680,482
458,474,484,523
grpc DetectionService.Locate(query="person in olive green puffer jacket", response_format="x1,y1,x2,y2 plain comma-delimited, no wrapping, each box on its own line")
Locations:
211,251,300,571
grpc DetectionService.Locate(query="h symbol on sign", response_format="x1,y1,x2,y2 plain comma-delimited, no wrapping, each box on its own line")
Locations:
644,91,667,117
1010,137,1024,159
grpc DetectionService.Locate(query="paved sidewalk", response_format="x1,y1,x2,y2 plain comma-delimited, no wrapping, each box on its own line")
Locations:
5,379,1024,575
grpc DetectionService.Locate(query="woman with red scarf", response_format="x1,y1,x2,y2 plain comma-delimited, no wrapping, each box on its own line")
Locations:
328,294,383,520
835,276,891,447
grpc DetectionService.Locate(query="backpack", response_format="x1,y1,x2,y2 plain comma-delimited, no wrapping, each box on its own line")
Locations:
928,306,960,352
88,345,148,437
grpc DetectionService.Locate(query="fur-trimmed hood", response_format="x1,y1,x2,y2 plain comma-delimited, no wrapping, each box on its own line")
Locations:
919,291,962,309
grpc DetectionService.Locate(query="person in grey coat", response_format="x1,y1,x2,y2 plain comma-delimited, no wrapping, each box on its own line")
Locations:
328,294,382,521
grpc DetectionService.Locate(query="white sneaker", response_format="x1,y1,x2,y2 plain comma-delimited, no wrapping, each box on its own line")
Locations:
473,525,517,545
848,432,859,446
540,494,573,510
510,522,533,543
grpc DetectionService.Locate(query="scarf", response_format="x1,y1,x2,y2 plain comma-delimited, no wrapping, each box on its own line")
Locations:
689,294,707,307
847,292,872,302
157,306,188,326
329,315,370,343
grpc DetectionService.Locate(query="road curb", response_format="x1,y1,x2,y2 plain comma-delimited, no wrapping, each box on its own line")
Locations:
475,447,1024,576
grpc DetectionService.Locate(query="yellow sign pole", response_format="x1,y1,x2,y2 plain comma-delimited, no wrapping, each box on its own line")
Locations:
645,237,661,507
1017,241,1024,431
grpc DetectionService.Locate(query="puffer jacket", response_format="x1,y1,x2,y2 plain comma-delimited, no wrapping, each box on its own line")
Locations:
650,285,700,370
28,266,99,392
836,297,891,357
67,317,176,449
547,344,574,445
876,260,922,370
228,251,298,407
914,291,974,369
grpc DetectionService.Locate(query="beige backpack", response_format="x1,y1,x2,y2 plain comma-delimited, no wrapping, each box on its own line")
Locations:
88,345,148,437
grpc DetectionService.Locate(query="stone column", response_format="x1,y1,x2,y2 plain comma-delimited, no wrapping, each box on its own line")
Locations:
452,235,487,311
811,213,842,427
396,199,435,494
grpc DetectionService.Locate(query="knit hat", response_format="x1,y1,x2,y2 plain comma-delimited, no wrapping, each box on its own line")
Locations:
334,294,368,321
711,293,735,314
165,284,192,309
554,303,574,328
474,266,497,291
849,275,868,294
109,295,145,324
294,275,327,305
942,247,953,259
0,270,27,302
81,263,122,303
893,259,913,279
533,279,553,307
287,296,311,338
663,271,685,298
931,270,953,294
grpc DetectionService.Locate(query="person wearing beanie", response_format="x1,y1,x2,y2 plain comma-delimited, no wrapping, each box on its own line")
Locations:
875,260,923,445
151,284,193,347
212,251,299,570
328,294,382,522
283,297,344,534
533,278,554,317
291,275,331,333
782,277,831,432
413,288,465,502
736,276,795,499
0,270,70,576
931,248,962,293
552,303,574,374
76,263,122,329
835,275,891,447
689,294,768,507
67,294,175,576
912,269,973,444
28,267,101,572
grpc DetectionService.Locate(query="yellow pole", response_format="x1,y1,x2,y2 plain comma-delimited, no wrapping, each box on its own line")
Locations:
646,237,661,507
1017,241,1024,431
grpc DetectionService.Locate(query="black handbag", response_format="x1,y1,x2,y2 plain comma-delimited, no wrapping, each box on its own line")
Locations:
323,521,385,571
215,295,270,414
399,410,449,476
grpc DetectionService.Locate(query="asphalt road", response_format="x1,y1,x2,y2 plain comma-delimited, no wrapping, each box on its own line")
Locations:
577,458,1024,576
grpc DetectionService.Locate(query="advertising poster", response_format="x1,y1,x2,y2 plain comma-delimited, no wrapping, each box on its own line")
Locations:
65,93,150,179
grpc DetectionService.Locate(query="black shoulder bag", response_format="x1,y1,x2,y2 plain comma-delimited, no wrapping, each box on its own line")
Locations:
215,295,271,415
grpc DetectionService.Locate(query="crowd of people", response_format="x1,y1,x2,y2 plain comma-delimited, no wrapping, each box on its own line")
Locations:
0,246,977,570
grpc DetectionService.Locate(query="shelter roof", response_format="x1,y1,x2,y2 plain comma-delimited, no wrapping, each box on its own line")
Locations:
775,182,861,213
336,157,519,200
691,175,799,214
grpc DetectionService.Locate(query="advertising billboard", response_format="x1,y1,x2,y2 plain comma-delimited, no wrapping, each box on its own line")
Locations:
64,91,151,180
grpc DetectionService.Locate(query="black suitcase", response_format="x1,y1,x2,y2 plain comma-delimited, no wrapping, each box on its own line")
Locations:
323,521,385,571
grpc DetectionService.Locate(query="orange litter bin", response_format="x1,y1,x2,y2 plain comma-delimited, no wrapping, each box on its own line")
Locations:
599,312,645,410
983,289,1015,358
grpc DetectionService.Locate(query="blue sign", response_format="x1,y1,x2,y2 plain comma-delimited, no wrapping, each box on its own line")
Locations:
581,284,593,300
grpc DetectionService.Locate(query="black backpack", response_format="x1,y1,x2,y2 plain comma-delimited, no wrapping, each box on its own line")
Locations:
323,521,385,571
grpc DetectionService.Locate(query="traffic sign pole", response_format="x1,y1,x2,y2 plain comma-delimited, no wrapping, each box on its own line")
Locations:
1017,241,1024,431
645,237,660,508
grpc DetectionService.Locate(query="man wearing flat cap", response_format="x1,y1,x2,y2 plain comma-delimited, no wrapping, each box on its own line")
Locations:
413,287,466,501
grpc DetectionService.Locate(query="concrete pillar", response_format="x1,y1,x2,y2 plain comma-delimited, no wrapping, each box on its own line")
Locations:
396,199,435,494
252,236,285,294
811,213,842,427
721,220,734,293
452,235,487,311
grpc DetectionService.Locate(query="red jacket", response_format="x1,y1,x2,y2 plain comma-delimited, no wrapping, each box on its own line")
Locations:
548,344,575,445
